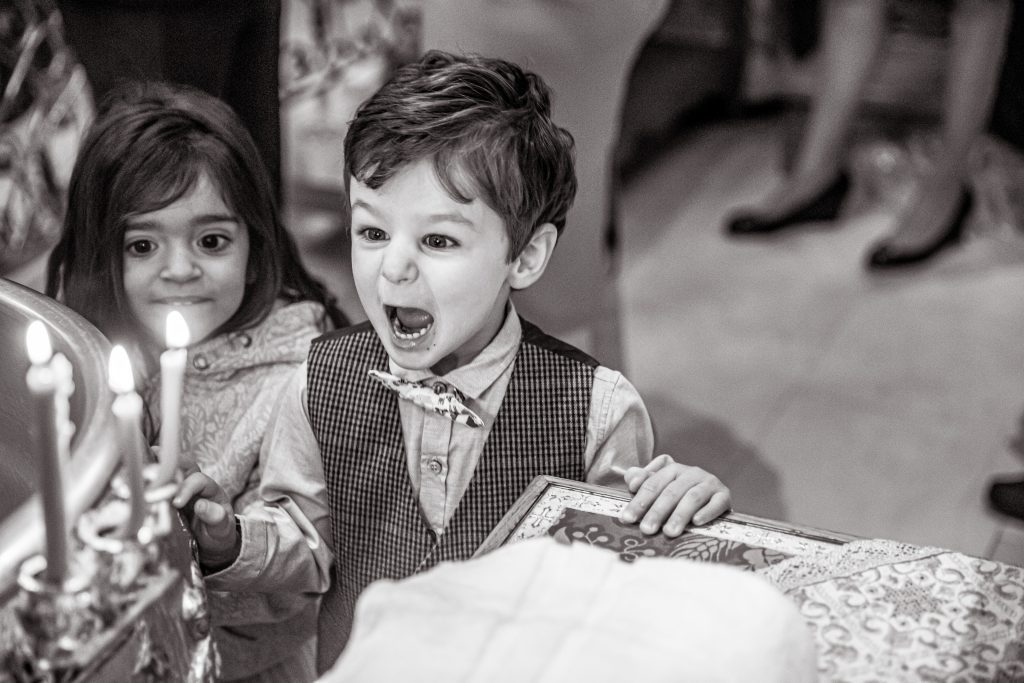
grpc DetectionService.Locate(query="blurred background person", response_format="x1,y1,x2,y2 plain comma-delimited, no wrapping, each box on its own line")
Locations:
0,0,92,290
725,0,1012,270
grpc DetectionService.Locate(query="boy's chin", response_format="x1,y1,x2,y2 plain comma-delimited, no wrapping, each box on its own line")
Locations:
384,341,463,376
380,337,436,370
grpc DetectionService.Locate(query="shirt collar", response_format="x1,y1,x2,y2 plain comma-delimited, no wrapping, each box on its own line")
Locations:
388,303,521,399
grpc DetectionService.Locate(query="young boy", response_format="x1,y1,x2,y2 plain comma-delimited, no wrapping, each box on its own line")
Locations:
175,50,731,674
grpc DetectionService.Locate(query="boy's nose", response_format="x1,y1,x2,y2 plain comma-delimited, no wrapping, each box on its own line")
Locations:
160,246,201,281
380,245,417,284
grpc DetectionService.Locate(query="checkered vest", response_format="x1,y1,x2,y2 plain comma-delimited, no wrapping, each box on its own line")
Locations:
307,318,596,670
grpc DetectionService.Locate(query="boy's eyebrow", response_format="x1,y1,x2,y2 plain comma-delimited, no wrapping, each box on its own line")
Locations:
351,199,475,227
350,199,378,215
426,212,474,227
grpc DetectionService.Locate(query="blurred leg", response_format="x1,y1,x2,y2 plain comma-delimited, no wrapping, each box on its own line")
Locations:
735,0,885,221
869,0,1010,254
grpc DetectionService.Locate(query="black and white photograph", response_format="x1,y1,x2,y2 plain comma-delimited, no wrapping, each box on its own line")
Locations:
2,1,1023,680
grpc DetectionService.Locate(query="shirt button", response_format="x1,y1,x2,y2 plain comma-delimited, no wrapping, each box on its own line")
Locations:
428,458,443,475
192,354,209,370
238,333,252,348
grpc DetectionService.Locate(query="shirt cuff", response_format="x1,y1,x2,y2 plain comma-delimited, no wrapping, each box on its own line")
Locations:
203,514,266,591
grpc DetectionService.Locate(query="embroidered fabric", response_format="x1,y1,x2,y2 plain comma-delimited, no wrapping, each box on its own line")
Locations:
757,539,1024,682
757,538,942,592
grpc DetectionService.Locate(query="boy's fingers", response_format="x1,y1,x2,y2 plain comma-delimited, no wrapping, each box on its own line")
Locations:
619,466,677,524
624,467,648,493
623,453,674,492
660,483,719,536
643,475,714,536
692,490,732,527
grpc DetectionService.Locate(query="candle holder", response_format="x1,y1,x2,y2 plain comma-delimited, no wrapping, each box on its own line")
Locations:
11,554,102,679
76,497,163,627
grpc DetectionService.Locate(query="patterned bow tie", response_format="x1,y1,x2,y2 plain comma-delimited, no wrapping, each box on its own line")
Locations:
369,369,484,428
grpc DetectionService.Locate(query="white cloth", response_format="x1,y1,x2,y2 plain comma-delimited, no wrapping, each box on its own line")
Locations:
320,538,817,683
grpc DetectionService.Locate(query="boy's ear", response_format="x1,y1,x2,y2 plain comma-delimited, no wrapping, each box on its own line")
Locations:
508,223,558,290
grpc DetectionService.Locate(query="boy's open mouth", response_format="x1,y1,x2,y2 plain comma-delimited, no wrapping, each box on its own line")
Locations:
387,305,434,341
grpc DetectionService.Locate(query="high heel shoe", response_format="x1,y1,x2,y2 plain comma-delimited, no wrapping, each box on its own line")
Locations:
726,173,851,236
989,477,1024,521
866,190,971,270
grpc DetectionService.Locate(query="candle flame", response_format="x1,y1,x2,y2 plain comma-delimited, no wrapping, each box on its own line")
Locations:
165,310,191,349
108,345,136,394
26,320,53,365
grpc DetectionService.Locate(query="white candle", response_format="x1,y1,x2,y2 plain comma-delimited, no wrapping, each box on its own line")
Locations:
25,321,68,585
50,352,75,464
108,345,148,540
154,311,190,486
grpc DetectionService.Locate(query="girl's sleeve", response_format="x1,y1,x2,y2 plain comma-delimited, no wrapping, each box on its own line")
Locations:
205,363,333,594
582,367,655,490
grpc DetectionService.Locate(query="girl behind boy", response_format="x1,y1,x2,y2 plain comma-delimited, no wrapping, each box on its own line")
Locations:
45,81,346,682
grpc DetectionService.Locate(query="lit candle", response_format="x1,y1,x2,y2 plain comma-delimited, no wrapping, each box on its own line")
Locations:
154,311,189,486
25,321,68,585
50,352,75,464
108,345,148,540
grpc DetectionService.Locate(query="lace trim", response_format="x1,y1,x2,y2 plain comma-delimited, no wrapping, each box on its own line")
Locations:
758,539,945,592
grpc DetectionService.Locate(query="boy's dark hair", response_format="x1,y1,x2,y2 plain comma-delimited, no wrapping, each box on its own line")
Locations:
46,81,345,346
344,50,577,261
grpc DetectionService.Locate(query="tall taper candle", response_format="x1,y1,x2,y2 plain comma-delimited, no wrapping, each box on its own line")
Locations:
155,311,189,486
25,321,68,585
50,352,75,464
108,345,148,540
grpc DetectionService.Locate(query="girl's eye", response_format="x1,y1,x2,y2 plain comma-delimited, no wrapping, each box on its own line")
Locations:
125,239,156,257
424,234,456,249
198,234,231,252
357,227,387,242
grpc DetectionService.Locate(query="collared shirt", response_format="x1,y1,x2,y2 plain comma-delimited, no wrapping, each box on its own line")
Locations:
207,305,654,595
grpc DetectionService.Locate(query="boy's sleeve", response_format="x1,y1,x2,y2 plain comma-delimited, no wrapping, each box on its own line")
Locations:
583,366,655,490
205,362,334,595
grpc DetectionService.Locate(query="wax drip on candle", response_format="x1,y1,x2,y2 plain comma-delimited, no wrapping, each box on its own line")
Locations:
154,310,190,487
25,320,69,586
108,345,148,540
51,353,75,464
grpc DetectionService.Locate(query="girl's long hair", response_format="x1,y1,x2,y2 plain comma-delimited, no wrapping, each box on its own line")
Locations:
46,81,346,350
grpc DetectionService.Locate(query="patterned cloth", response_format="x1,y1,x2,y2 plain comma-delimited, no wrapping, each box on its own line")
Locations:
549,507,792,570
758,539,1024,682
368,369,484,427
536,500,1024,681
306,319,595,671
144,300,330,682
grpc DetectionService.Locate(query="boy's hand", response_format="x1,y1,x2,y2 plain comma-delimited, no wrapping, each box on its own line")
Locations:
618,454,731,538
173,471,240,570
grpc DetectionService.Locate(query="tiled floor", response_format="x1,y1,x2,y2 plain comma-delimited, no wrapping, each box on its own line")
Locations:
616,115,1024,562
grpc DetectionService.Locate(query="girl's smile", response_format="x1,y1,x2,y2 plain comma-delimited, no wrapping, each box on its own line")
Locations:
122,172,249,348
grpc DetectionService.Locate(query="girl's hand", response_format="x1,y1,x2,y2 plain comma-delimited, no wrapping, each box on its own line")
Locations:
618,454,731,538
173,471,240,570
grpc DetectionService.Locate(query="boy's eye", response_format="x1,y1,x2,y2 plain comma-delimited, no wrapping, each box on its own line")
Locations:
357,227,387,242
424,234,457,249
198,234,231,252
125,238,156,257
